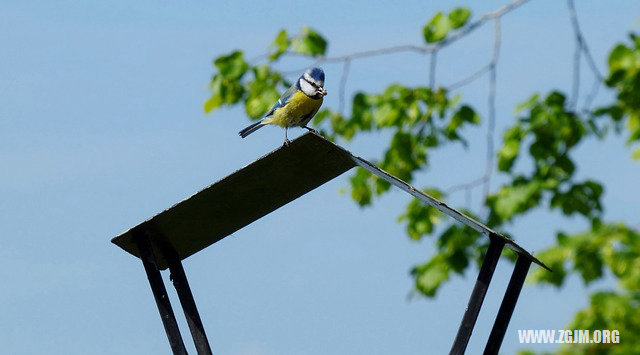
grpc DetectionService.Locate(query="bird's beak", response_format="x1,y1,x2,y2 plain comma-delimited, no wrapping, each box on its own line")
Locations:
320,88,327,96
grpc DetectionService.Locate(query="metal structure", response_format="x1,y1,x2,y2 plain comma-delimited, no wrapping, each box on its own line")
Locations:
112,132,550,355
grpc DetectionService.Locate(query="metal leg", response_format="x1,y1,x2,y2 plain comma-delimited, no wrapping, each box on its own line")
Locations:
133,229,188,355
167,255,213,355
450,237,505,355
483,256,531,355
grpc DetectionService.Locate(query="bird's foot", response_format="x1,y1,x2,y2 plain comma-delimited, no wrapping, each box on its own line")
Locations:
303,126,318,134
283,139,291,147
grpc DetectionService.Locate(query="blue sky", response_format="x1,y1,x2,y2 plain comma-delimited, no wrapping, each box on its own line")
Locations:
1,1,639,354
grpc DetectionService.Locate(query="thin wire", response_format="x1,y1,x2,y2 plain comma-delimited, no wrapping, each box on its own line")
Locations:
567,0,603,81
429,52,437,89
567,0,604,113
338,60,351,116
583,76,602,114
446,63,492,91
263,0,534,211
483,18,501,201
571,37,582,110
275,0,531,72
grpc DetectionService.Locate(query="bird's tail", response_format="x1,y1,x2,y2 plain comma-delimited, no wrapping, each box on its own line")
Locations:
238,120,265,138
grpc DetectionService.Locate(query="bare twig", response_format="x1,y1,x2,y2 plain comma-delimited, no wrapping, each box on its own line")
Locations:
258,0,533,211
446,176,487,195
275,0,531,73
339,60,351,115
278,45,432,74
570,34,582,110
447,0,603,209
568,0,582,110
447,18,503,203
567,0,604,112
483,18,502,201
322,44,432,63
583,76,601,114
322,0,529,62
430,0,529,52
567,0,603,81
429,52,437,89
446,63,492,91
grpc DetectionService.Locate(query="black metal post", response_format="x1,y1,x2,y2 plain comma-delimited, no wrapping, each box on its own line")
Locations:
483,256,532,355
167,254,213,355
450,237,505,355
133,229,188,355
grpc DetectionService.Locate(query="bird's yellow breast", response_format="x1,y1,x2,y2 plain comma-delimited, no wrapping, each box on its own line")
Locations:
265,91,323,128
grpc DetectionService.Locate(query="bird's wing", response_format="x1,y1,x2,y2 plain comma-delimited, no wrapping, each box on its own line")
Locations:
265,83,298,117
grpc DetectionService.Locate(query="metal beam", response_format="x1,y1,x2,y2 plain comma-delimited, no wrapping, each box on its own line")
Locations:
167,254,213,355
450,237,504,355
112,133,355,269
483,256,532,355
113,133,549,272
349,154,549,271
110,132,553,354
133,228,188,355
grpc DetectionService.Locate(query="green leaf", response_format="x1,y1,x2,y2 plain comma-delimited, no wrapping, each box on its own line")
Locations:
528,246,569,287
292,27,327,56
514,94,539,115
204,74,246,114
328,111,357,140
214,51,249,79
497,125,525,172
373,103,401,127
411,255,451,297
447,105,479,139
632,147,640,159
269,29,290,61
381,130,427,182
350,92,374,131
550,180,603,219
245,87,279,118
203,94,222,113
398,190,443,240
350,167,374,206
573,240,604,284
436,223,479,273
628,115,640,143
243,66,282,118
204,50,251,114
312,109,330,125
423,8,470,44
448,8,471,29
487,180,542,223
608,44,633,72
453,105,479,124
423,12,450,43
497,139,520,172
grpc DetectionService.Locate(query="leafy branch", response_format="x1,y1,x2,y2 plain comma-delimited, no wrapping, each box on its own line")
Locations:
204,1,640,352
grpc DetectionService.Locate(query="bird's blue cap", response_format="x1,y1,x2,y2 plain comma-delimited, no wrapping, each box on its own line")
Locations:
305,67,325,85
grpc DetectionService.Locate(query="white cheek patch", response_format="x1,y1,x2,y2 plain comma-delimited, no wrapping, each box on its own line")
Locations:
303,72,313,83
299,79,315,96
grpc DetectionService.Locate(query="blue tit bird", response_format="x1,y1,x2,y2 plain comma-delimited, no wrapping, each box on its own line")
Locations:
238,67,327,145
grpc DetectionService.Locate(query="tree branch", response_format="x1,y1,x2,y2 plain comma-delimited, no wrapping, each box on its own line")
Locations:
338,60,351,116
429,52,437,89
567,0,604,112
446,63,492,91
483,18,501,201
278,0,531,70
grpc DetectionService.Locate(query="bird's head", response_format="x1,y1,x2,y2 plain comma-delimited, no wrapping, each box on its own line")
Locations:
299,67,327,99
